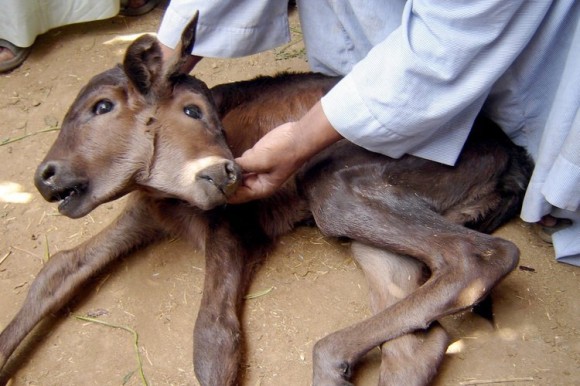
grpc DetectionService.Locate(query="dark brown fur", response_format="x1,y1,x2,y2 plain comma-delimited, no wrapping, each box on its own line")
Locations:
0,19,533,386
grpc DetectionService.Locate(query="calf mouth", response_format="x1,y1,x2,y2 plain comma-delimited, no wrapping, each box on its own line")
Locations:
50,183,88,213
34,161,93,218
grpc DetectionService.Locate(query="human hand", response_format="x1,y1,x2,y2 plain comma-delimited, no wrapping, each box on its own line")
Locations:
228,122,304,203
227,101,342,204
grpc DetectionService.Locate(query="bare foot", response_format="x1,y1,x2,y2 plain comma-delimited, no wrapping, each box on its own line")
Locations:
535,215,573,244
127,0,146,8
0,46,16,64
0,41,31,73
120,0,158,16
539,215,558,227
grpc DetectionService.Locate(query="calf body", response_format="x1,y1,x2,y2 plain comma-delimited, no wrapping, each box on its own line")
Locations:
0,22,532,386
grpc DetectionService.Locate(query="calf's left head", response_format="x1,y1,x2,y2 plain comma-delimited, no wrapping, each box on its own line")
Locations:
35,15,241,218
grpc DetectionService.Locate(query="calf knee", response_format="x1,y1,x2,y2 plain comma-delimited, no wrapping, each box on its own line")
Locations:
451,236,519,309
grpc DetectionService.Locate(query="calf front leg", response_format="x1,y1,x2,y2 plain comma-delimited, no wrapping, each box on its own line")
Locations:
351,243,449,386
193,223,267,386
0,198,164,373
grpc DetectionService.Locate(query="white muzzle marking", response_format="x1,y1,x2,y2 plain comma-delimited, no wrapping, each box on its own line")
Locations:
179,156,226,186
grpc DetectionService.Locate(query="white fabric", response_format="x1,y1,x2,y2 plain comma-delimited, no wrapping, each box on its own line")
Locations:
158,0,580,266
157,0,290,58
0,0,119,48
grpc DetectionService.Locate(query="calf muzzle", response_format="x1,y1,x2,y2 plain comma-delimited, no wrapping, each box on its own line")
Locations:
34,160,89,215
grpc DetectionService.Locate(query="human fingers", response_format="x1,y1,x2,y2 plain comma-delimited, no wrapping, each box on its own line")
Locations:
234,124,298,174
227,173,279,204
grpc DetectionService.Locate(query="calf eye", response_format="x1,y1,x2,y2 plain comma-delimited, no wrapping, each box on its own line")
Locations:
184,104,202,119
93,100,114,115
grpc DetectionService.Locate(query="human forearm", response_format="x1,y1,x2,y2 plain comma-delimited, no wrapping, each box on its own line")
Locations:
291,101,343,167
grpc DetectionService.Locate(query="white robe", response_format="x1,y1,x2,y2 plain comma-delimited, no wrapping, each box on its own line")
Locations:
0,0,118,48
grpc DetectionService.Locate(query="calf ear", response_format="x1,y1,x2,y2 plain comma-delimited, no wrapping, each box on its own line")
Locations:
123,34,164,98
164,10,199,80
122,11,198,99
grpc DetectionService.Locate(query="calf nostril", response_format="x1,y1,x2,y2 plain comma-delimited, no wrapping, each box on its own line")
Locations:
42,165,56,180
40,162,58,182
225,161,239,183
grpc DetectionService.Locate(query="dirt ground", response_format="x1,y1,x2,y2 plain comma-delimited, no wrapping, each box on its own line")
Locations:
0,4,578,386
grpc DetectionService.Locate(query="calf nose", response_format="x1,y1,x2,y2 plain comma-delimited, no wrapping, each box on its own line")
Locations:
34,160,88,203
223,160,242,196
197,160,242,196
35,160,61,192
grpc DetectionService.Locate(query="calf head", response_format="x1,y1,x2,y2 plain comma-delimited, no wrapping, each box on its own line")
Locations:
35,14,241,218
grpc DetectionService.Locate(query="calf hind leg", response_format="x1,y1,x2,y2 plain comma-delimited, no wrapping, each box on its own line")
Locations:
352,243,449,386
310,191,519,385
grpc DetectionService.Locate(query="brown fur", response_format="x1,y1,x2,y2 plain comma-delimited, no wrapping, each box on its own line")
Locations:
0,19,533,386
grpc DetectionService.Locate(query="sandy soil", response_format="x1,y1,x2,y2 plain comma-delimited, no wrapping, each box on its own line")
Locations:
0,4,578,386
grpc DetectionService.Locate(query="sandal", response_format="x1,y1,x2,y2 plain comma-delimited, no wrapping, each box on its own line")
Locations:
534,216,573,244
120,0,160,17
0,39,31,73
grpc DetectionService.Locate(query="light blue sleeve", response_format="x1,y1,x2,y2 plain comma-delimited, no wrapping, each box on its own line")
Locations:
321,0,552,165
157,0,291,58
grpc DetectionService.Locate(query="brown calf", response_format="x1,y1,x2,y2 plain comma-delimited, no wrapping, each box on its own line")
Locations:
0,18,533,386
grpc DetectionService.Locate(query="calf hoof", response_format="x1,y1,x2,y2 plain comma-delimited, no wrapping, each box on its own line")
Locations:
312,338,355,386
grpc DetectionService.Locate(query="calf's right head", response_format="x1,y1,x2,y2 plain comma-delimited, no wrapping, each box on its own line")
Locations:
35,16,242,218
